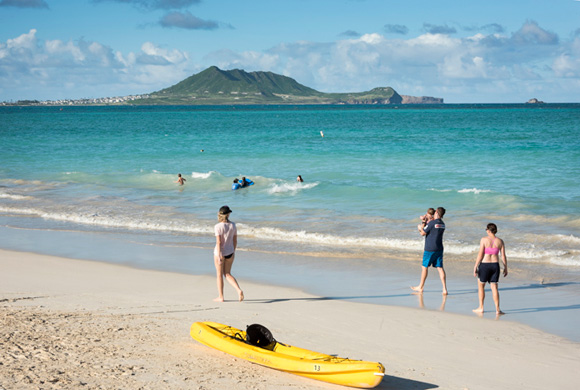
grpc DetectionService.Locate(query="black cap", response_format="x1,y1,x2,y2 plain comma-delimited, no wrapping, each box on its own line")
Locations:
219,205,232,215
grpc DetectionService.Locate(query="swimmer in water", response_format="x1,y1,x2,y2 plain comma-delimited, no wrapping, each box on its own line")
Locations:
175,173,186,185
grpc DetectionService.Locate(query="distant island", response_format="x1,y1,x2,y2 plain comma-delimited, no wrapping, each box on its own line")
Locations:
526,98,545,104
2,66,444,106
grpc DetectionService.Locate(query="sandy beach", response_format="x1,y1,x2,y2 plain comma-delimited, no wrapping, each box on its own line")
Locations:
1,248,579,390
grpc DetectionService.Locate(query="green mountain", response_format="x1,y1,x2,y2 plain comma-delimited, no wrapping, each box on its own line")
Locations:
158,66,319,97
134,66,412,105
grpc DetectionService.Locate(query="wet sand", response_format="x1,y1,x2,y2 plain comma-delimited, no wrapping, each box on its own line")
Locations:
1,225,579,342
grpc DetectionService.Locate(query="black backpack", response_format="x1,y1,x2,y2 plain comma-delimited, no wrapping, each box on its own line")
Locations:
245,324,277,351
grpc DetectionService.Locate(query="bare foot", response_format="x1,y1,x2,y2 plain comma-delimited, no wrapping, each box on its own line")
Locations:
238,291,244,302
442,290,448,296
410,286,423,293
213,297,224,302
472,307,484,313
496,310,505,316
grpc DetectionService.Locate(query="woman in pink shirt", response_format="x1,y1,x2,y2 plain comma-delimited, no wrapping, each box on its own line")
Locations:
213,205,244,302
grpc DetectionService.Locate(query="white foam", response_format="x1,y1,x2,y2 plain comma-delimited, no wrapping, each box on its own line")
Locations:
555,234,580,244
267,182,318,195
0,206,212,235
0,204,425,251
548,255,580,267
508,246,571,261
427,188,452,192
191,171,216,179
443,243,480,255
427,188,492,195
0,193,31,200
457,188,492,194
0,203,575,266
238,224,424,250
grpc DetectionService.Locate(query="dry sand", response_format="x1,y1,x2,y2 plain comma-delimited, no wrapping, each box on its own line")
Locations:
1,248,579,390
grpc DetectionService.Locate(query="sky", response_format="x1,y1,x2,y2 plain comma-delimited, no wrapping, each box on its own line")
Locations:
1,0,579,103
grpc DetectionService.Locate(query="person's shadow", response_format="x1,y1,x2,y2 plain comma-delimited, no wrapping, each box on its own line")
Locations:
377,375,438,389
451,281,579,296
244,293,412,304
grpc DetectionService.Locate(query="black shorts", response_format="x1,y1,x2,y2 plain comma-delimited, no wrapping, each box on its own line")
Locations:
224,253,234,259
478,262,500,283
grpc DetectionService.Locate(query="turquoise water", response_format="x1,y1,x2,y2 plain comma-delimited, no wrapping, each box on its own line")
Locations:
1,104,580,271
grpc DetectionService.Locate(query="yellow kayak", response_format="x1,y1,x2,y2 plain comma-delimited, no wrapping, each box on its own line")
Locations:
190,321,385,388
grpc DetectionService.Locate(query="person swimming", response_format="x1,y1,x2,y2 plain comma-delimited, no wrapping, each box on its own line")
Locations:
232,177,254,190
175,173,186,186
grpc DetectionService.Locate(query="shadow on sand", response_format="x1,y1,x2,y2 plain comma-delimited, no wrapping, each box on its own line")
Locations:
445,281,580,297
378,374,438,389
500,281,580,291
244,293,410,304
244,282,580,317
506,303,580,314
246,281,580,304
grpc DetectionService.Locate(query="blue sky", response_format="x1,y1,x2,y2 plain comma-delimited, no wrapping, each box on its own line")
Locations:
1,0,579,103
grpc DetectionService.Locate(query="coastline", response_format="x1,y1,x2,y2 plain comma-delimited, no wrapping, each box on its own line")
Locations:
2,247,579,390
1,224,580,343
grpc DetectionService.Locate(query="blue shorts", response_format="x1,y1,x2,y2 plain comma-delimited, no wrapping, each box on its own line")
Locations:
422,250,444,268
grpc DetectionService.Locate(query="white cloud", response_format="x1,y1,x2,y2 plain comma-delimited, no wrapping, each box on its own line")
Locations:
203,48,280,74
6,28,37,50
204,21,579,102
2,19,580,103
47,40,86,65
139,41,188,64
553,54,580,78
440,55,487,79
358,33,384,45
409,33,457,48
0,29,190,100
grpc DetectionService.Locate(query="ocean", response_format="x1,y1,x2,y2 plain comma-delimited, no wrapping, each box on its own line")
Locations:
2,104,579,265
1,104,580,338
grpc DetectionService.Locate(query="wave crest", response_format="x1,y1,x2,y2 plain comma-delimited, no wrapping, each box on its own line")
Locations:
191,171,217,179
267,182,319,195
0,193,32,200
458,188,492,194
